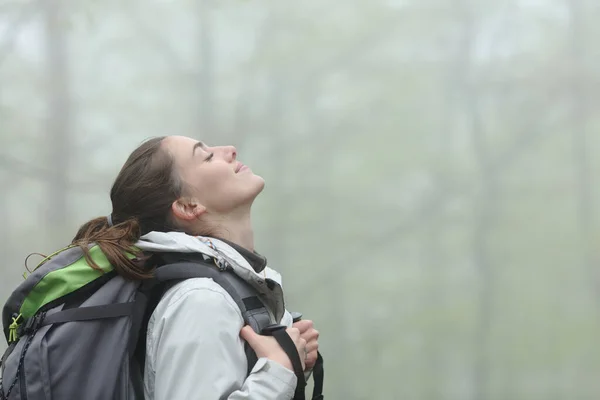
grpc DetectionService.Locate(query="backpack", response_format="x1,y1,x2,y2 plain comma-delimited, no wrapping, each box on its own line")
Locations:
0,245,324,400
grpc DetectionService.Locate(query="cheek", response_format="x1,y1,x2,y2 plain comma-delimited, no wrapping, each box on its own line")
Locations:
199,166,237,196
180,167,206,194
207,166,235,186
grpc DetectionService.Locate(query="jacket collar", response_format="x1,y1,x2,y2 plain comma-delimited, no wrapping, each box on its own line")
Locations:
214,237,267,274
135,231,285,320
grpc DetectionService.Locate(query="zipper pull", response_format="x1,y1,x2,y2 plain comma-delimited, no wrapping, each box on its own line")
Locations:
214,255,231,272
8,313,22,343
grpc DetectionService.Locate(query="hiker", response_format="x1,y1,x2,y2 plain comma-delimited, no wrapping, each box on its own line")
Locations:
2,136,322,400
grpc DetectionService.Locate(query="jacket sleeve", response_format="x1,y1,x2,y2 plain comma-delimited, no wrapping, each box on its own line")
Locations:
147,279,297,400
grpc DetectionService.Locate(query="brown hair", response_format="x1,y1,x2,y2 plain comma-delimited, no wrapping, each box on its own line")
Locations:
72,137,183,280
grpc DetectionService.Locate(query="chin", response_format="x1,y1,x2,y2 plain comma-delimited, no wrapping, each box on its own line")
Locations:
237,174,265,206
252,175,266,195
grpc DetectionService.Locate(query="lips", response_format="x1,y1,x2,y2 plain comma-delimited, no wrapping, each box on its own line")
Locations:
235,163,245,173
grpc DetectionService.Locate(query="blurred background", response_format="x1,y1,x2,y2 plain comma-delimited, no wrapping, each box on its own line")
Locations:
1,0,600,398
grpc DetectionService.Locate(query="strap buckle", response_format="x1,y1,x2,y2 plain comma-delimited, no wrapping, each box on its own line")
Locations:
291,312,303,323
260,324,287,336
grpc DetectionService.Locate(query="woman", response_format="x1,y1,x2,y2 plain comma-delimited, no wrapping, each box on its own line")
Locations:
72,136,320,399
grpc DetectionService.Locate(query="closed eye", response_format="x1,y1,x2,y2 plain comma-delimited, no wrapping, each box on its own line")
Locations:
205,153,214,162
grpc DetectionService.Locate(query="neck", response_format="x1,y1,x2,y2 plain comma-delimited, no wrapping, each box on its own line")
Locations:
206,208,255,252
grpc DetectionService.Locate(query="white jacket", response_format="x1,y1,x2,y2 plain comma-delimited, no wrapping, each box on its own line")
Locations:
136,232,298,400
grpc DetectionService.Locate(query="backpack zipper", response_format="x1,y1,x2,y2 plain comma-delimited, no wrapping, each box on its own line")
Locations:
18,357,26,400
17,327,36,400
2,332,34,400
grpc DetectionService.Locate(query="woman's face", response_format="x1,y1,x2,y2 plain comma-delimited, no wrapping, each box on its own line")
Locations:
163,136,265,214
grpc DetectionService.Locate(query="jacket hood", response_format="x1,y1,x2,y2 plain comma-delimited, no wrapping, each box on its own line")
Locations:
135,231,286,320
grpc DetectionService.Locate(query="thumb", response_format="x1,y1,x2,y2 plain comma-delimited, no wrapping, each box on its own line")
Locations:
240,325,260,345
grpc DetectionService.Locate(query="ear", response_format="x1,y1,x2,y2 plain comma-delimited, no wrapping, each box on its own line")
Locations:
171,197,207,221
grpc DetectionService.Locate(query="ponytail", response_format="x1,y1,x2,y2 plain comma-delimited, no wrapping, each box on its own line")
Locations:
72,216,154,280
69,137,180,280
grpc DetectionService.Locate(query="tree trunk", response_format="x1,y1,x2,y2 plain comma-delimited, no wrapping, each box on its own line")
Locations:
199,0,215,136
419,44,461,400
454,2,497,400
0,174,9,296
267,73,288,264
566,0,597,297
42,0,70,231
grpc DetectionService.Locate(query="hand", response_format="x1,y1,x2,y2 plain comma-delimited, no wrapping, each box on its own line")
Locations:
292,320,319,370
240,326,307,372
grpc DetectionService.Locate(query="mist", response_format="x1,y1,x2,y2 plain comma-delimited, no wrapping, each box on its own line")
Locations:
1,0,599,399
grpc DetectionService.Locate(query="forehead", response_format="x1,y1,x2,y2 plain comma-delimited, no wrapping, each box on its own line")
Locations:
163,136,204,159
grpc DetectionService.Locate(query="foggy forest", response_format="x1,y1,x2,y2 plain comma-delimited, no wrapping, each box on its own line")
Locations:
1,0,599,399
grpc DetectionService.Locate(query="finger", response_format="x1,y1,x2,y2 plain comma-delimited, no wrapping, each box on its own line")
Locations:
302,328,319,341
305,351,318,369
240,325,260,346
299,337,307,349
300,348,307,370
305,340,319,353
286,327,300,340
293,320,313,333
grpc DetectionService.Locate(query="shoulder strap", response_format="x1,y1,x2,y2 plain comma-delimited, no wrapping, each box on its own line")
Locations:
132,254,275,376
134,254,325,399
153,259,275,332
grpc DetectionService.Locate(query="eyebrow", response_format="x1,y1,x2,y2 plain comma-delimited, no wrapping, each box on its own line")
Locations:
192,141,206,156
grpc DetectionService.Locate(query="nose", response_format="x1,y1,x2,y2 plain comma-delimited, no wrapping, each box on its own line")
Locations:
223,145,237,162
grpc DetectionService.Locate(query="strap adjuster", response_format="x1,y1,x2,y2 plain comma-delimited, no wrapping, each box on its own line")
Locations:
18,312,45,337
260,324,287,336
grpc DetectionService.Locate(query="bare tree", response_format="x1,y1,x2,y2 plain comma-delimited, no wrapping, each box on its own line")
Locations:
0,173,9,288
418,36,464,399
198,0,215,136
249,6,290,267
566,0,598,298
0,2,42,266
266,75,288,264
41,0,71,229
454,2,497,399
304,83,362,398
